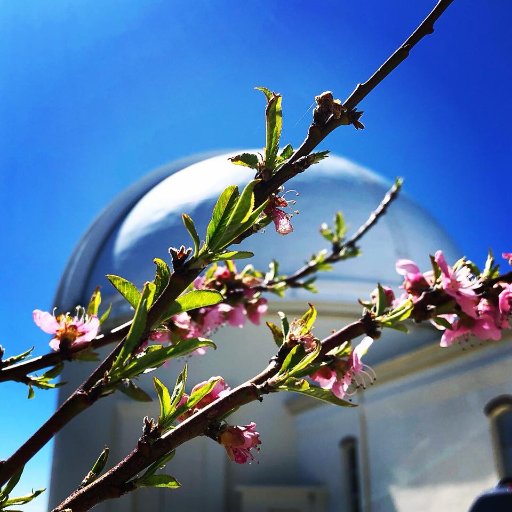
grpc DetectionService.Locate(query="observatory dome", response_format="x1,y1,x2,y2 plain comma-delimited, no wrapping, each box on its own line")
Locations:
55,152,459,316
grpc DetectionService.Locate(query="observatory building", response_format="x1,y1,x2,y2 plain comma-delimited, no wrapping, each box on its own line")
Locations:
49,153,511,512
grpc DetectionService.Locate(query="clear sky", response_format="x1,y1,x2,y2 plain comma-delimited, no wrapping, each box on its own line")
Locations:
1,1,511,510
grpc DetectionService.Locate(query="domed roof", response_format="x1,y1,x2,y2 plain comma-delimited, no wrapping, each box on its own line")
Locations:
55,152,459,315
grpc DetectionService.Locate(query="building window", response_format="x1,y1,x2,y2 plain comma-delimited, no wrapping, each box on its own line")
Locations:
340,436,362,512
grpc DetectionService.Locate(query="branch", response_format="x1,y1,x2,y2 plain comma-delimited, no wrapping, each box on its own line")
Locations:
253,0,454,205
261,177,402,290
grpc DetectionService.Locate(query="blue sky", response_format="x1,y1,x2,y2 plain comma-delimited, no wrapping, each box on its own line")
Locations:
1,1,511,510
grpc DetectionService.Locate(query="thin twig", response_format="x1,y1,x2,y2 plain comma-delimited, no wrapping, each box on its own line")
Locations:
261,178,403,290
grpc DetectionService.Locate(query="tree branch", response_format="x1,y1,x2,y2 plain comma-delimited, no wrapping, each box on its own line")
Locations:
254,0,454,206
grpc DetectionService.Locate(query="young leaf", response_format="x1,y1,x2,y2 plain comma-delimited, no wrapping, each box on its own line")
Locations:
182,214,201,257
278,311,290,338
156,289,223,325
153,258,171,300
374,284,388,317
118,380,152,402
211,251,254,261
116,282,153,363
278,143,294,161
205,185,239,249
226,180,258,228
2,347,34,367
80,447,110,487
278,378,356,407
334,211,347,240
141,451,176,480
154,377,172,426
288,342,321,378
228,153,260,170
299,304,317,335
99,303,112,325
1,488,45,507
136,474,181,489
106,275,141,309
27,385,34,400
87,287,101,317
186,378,220,409
266,321,284,347
308,150,329,165
1,467,23,497
256,87,282,170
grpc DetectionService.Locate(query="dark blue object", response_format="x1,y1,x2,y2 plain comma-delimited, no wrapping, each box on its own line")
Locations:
469,480,512,511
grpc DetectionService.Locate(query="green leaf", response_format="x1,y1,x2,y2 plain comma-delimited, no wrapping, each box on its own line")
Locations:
42,363,64,380
211,251,254,261
99,303,112,325
228,153,260,170
115,339,215,381
431,316,453,330
156,289,223,325
154,377,172,425
106,275,141,309
288,342,321,378
141,451,176,480
1,467,23,497
278,311,290,338
334,211,347,240
153,258,171,300
226,180,258,229
2,489,45,507
299,304,317,335
137,474,180,489
261,90,282,169
186,378,220,409
278,144,294,161
2,347,34,367
116,282,153,363
87,287,101,317
308,150,329,165
205,185,239,249
255,86,273,101
220,197,268,243
170,365,187,410
182,215,201,258
27,385,34,400
119,380,152,402
278,378,356,407
280,345,302,374
374,284,388,317
80,447,110,487
266,321,284,347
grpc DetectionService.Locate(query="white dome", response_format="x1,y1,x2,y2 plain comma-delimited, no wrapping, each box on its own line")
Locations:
55,152,459,314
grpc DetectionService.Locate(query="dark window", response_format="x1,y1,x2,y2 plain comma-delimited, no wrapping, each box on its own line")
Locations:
340,436,362,512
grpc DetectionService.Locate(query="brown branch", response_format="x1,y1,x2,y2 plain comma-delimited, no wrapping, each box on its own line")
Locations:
253,0,454,206
261,178,402,290
0,266,202,487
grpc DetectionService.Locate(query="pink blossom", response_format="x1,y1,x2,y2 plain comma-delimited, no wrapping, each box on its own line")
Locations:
178,377,230,422
218,422,261,464
395,259,430,296
310,336,375,399
435,251,479,317
264,195,294,235
438,315,471,347
246,298,268,325
503,253,512,265
148,329,172,343
219,304,246,328
33,308,100,351
370,286,395,309
499,284,512,315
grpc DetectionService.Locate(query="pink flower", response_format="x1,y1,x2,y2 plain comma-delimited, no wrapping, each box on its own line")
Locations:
395,259,431,296
310,336,375,399
148,329,172,343
246,298,268,325
224,304,246,328
435,251,479,317
190,376,230,409
264,195,294,235
499,284,512,315
33,308,100,351
178,377,230,422
503,253,512,265
218,422,261,464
